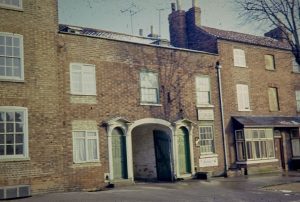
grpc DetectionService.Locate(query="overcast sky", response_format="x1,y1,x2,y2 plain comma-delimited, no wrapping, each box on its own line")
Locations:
58,0,271,40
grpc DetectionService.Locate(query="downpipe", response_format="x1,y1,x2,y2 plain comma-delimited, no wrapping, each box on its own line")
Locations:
216,61,228,177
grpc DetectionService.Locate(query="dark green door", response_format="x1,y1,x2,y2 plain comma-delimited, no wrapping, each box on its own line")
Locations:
177,127,191,174
112,128,128,179
153,130,172,181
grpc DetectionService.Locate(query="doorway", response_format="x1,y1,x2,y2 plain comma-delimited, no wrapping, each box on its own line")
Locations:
153,130,172,181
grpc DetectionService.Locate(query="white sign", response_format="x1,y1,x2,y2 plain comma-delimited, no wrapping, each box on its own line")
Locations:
199,157,218,167
197,109,214,121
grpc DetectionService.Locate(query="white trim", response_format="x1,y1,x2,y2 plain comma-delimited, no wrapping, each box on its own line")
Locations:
0,106,28,160
236,159,278,165
200,153,218,158
0,32,24,81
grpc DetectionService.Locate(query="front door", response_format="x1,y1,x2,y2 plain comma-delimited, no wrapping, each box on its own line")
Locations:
112,128,128,179
153,130,172,181
177,127,191,175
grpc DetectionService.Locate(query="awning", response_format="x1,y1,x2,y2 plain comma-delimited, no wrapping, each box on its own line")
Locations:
232,116,300,128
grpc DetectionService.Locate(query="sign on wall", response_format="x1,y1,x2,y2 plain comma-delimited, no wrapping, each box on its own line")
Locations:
197,109,214,121
199,157,218,167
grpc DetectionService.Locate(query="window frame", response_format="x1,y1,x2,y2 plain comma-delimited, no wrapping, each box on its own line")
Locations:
291,129,300,157
268,87,280,111
235,128,275,162
70,63,97,96
296,90,300,112
0,0,23,10
139,70,160,104
199,125,215,155
236,84,251,111
0,106,28,160
0,32,24,81
233,48,246,68
195,75,211,106
72,130,100,164
264,54,275,70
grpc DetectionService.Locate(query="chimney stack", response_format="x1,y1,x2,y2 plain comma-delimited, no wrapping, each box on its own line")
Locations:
264,26,290,42
168,2,187,48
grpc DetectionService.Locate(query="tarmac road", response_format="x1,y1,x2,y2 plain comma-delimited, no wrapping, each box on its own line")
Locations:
10,172,300,202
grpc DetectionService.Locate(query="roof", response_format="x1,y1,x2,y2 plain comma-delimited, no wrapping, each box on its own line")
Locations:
59,24,169,46
200,26,291,50
233,116,300,128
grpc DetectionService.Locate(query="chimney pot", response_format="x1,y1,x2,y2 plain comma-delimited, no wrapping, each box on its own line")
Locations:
139,29,143,36
192,0,200,7
176,0,182,10
171,3,176,12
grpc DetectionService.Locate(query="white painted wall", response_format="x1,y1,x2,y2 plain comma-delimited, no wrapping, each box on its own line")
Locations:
132,126,157,180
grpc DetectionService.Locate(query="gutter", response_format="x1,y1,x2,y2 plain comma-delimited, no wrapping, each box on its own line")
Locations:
216,61,228,177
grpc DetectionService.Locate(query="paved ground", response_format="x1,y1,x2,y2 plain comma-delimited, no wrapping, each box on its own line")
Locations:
10,172,300,202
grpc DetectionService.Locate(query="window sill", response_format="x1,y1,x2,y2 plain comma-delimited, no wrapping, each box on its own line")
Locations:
71,161,101,168
292,157,300,160
234,65,248,68
200,154,218,158
292,71,300,74
197,104,214,108
0,5,23,11
238,109,252,112
140,103,162,107
70,93,97,96
0,157,30,162
0,78,25,83
236,158,278,165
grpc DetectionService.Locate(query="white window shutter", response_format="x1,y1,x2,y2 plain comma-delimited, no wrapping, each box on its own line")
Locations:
70,64,82,94
237,84,250,111
82,65,96,95
243,85,250,110
234,49,246,67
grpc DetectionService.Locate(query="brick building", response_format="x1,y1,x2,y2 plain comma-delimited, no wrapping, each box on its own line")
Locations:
169,0,300,174
0,0,227,198
1,0,299,199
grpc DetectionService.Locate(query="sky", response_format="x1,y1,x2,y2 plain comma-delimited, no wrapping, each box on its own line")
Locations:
58,0,271,40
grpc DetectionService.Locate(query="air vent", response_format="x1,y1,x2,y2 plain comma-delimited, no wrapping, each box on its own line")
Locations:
0,185,31,200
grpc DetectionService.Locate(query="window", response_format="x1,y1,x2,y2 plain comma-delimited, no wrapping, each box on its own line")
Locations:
199,126,215,154
70,63,96,95
293,58,300,72
236,84,250,111
268,87,279,111
291,129,300,157
196,76,211,106
235,129,275,161
0,33,23,80
233,49,246,67
265,55,275,70
0,0,22,9
0,107,28,159
140,71,159,104
73,131,99,163
296,91,300,112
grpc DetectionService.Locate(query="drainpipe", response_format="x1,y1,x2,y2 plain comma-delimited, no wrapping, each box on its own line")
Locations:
216,61,228,177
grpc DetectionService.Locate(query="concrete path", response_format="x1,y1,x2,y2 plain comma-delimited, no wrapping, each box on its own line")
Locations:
10,172,300,202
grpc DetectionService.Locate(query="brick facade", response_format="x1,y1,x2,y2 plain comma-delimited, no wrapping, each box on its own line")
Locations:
0,0,227,196
168,3,300,174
